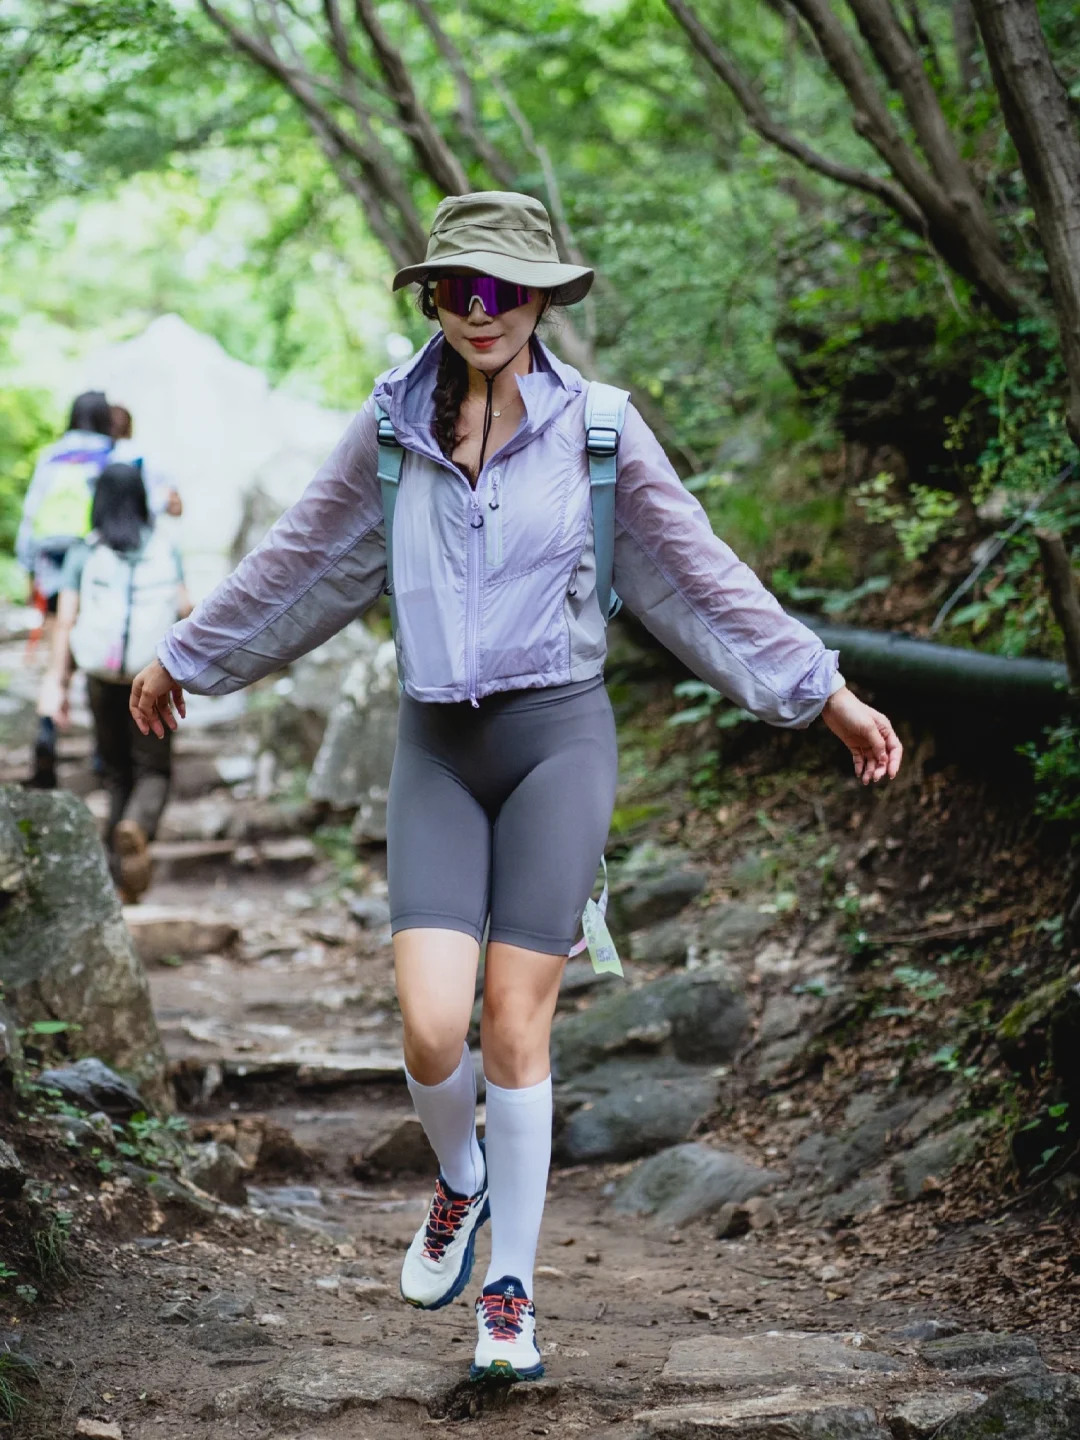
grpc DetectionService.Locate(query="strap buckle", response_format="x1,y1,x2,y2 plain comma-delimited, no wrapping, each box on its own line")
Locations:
377,416,399,445
586,425,619,457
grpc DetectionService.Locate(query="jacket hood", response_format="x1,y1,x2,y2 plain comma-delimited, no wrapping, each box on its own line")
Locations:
373,332,584,466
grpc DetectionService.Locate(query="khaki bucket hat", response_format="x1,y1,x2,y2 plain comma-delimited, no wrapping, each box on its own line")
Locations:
392,191,594,306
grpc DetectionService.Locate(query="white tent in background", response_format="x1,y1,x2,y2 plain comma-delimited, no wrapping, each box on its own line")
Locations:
86,314,353,601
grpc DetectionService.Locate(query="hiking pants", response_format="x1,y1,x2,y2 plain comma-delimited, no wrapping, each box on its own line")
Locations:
387,678,618,955
87,677,172,846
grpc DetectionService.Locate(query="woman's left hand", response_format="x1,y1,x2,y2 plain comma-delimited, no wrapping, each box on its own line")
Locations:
821,685,902,784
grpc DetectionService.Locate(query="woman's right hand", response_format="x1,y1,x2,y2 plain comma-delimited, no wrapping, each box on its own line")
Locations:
130,660,186,738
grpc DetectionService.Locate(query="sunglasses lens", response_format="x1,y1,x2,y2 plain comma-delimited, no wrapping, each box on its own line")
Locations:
433,275,531,316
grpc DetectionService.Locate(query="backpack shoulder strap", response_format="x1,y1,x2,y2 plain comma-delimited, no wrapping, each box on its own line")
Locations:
374,404,403,636
584,382,630,624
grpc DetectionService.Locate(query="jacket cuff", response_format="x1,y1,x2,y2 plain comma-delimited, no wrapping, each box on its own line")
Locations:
828,671,847,696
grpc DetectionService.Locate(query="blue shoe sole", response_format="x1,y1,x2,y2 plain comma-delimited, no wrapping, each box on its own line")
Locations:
469,1358,545,1383
400,1193,490,1312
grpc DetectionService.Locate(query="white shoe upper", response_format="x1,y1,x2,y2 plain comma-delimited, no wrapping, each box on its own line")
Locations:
472,1276,542,1376
400,1174,488,1309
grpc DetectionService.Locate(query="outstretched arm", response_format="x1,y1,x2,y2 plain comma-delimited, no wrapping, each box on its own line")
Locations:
611,404,901,780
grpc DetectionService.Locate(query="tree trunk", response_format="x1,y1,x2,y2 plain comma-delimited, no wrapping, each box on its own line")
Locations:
952,0,982,92
971,0,1080,440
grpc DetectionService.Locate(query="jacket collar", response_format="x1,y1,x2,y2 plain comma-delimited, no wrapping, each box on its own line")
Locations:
373,332,583,468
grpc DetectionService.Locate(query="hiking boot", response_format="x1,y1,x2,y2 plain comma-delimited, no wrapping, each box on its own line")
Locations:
27,720,57,790
400,1143,489,1311
470,1275,543,1382
113,820,152,904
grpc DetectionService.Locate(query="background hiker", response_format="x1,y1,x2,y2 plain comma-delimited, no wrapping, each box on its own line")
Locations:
46,462,191,902
16,390,115,788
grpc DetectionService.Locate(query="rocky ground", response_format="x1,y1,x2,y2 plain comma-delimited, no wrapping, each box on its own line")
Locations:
1,608,1078,1439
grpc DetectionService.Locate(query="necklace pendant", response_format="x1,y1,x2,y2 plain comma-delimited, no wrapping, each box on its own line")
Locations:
492,409,501,418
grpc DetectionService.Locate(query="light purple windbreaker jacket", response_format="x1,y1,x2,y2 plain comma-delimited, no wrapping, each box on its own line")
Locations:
158,335,840,726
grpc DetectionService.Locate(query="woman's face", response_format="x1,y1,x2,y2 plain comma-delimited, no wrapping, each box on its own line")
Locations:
436,272,546,374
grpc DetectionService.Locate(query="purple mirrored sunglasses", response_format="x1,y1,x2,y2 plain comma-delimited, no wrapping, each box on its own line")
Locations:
431,274,533,317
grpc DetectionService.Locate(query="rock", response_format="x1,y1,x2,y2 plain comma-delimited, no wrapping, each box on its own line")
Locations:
157,1299,198,1325
629,919,692,968
937,1374,1080,1438
347,894,392,929
699,903,775,955
891,1319,961,1342
156,795,234,843
233,837,317,873
612,866,707,932
191,1319,267,1352
921,1331,1043,1377
615,1143,778,1228
996,975,1077,1072
0,997,23,1085
38,1058,147,1121
45,1110,116,1152
122,907,240,964
662,1332,904,1388
0,1138,26,1198
888,1391,987,1439
899,1087,964,1145
307,631,399,842
792,1097,920,1190
632,1390,890,1438
0,788,167,1103
208,1349,463,1419
0,789,168,1100
75,1421,124,1440
357,1116,437,1176
186,1142,249,1205
714,1202,751,1240
757,995,813,1045
550,965,748,1081
820,1169,891,1222
195,1293,256,1323
123,1163,221,1218
716,1196,779,1238
555,1068,717,1164
890,1123,980,1201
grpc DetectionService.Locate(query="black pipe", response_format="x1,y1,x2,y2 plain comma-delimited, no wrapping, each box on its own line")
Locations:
790,612,1072,709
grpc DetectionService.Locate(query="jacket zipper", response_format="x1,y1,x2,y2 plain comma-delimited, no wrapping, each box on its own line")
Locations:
466,490,484,706
486,469,502,567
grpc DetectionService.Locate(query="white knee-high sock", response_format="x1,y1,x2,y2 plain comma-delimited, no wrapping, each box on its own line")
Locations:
482,1074,552,1297
406,1044,483,1197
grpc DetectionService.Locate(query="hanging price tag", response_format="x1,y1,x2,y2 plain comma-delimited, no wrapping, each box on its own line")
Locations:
581,896,623,977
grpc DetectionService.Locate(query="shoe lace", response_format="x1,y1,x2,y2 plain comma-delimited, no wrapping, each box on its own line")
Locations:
479,1291,529,1341
422,1178,472,1260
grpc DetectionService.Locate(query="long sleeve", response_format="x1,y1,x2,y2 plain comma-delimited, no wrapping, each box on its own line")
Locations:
612,405,839,728
157,398,386,696
16,448,56,571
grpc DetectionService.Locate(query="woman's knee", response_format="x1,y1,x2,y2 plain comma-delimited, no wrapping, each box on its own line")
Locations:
401,1014,470,1084
480,992,555,1087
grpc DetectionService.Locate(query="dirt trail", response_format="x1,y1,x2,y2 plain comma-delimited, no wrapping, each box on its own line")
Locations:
7,662,1080,1440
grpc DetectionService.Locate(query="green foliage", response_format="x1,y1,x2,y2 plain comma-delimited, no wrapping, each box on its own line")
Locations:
855,473,962,563
0,1351,36,1423
32,1209,72,1284
114,1111,189,1170
1022,722,1080,829
0,384,57,555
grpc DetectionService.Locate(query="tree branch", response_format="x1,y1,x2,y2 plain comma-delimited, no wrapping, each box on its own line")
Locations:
403,0,517,187
352,0,469,194
666,0,927,230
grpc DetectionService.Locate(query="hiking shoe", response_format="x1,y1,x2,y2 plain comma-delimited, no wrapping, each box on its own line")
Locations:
470,1275,543,1382
113,819,152,904
400,1145,488,1311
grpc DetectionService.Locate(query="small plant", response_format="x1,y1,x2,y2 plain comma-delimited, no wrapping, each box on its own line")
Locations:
854,472,962,562
32,1209,73,1284
0,1350,37,1424
115,1112,189,1170
1022,722,1080,829
892,964,951,1003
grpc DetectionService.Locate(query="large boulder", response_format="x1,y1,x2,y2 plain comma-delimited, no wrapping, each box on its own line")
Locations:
307,630,399,842
0,788,168,1105
555,1060,718,1164
615,1142,778,1227
550,963,748,1082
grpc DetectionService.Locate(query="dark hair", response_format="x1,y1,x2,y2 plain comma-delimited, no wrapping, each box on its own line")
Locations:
110,404,133,440
417,282,555,463
68,391,113,436
91,463,149,554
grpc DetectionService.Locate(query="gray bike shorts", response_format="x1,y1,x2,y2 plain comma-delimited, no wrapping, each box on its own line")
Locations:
387,678,618,956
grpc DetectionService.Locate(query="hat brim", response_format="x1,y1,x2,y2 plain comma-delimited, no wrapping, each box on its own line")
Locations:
392,249,594,307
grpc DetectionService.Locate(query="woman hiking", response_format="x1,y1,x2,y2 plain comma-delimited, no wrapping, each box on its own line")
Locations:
46,462,190,901
129,192,902,1383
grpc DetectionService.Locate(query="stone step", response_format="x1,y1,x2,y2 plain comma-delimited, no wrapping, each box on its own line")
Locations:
122,905,240,964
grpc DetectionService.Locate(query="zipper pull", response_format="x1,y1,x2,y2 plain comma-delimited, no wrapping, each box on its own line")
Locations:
489,473,500,511
470,494,484,529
